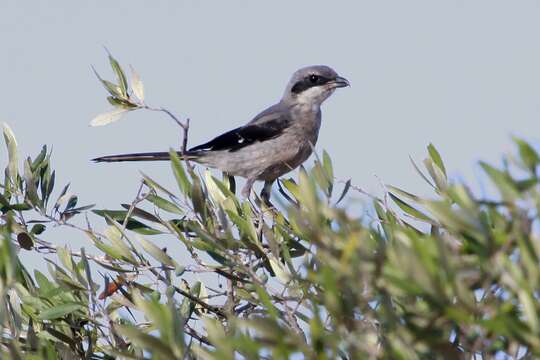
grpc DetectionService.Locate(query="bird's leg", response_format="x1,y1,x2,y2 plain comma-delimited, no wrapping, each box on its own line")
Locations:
222,172,236,194
241,178,256,198
260,180,274,206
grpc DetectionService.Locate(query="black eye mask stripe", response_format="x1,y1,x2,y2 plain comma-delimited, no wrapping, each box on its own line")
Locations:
291,76,332,94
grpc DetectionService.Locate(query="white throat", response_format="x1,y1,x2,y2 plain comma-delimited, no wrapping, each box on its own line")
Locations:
292,87,334,107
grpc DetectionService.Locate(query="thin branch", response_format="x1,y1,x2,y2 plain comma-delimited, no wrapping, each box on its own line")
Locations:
185,326,212,346
143,106,187,130
147,266,227,318
142,106,193,170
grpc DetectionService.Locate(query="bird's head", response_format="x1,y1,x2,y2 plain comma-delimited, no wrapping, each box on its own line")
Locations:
283,65,349,106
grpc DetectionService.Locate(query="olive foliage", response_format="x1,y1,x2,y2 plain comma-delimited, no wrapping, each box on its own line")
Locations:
1,56,540,359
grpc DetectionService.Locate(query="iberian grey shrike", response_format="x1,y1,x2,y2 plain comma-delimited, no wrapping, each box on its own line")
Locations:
93,65,349,199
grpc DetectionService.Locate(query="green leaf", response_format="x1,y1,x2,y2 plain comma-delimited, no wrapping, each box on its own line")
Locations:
410,155,435,188
94,209,162,234
90,108,129,127
516,178,538,192
65,195,78,211
130,65,145,102
103,225,138,265
116,324,176,359
137,235,177,267
46,170,56,204
427,143,447,177
204,171,228,204
191,177,206,219
255,286,279,320
93,209,128,219
268,257,291,283
92,66,123,98
30,223,46,235
480,161,520,200
513,137,540,173
322,150,334,180
280,179,300,201
120,203,161,223
169,150,191,196
141,172,177,198
24,158,41,208
37,303,83,320
146,194,183,215
335,179,351,205
179,295,194,323
210,175,239,207
34,270,54,294
424,200,485,240
223,173,236,194
8,203,32,211
128,220,163,236
86,233,125,261
108,53,128,97
54,183,70,208
102,80,123,97
424,158,448,192
31,145,47,172
107,96,138,109
57,246,74,273
3,123,18,184
386,185,421,202
66,204,95,213
0,193,9,208
40,161,52,204
312,161,332,197
389,192,433,223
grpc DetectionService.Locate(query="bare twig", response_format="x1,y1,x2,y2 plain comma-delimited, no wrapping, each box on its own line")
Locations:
185,325,212,346
143,106,187,131
142,106,193,170
147,266,226,318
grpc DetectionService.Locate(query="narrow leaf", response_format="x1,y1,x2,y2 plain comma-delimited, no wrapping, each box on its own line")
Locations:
170,150,191,195
146,194,183,215
513,136,540,173
90,109,129,127
137,235,177,267
130,65,145,102
108,53,128,97
3,123,18,183
389,192,432,222
38,303,83,320
335,179,351,205
427,143,447,177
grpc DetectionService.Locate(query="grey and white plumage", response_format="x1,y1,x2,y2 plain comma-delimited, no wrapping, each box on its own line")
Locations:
93,65,349,198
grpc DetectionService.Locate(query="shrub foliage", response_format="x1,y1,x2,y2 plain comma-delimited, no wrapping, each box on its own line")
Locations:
1,56,540,359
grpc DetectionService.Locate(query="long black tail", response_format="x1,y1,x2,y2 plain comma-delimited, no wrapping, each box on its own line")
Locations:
92,151,193,163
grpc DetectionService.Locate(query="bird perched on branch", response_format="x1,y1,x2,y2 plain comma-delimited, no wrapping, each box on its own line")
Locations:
93,65,349,199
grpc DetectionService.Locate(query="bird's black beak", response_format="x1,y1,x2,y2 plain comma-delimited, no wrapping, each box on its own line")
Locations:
332,76,350,88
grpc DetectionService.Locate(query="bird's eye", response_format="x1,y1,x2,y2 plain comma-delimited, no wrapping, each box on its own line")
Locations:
309,74,319,83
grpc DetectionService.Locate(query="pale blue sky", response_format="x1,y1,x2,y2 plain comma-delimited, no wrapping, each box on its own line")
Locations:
2,1,540,260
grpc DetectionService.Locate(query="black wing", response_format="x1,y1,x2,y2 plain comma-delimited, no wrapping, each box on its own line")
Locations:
189,116,290,153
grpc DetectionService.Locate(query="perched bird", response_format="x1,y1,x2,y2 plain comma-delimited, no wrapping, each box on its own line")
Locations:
93,65,349,199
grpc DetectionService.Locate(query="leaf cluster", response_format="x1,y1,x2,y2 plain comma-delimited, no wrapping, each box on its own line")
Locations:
2,56,540,359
